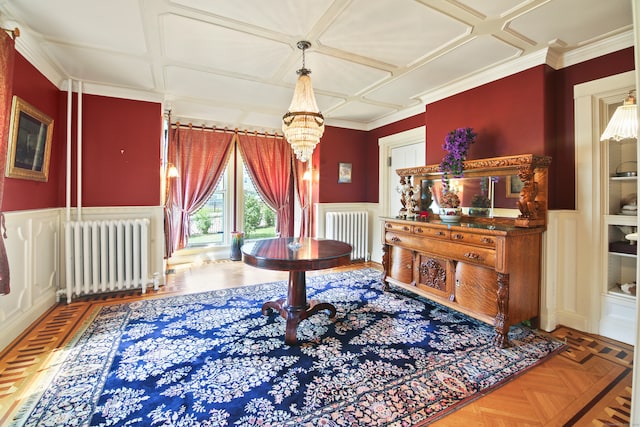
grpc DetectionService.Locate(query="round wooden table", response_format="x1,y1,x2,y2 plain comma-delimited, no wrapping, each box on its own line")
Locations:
241,237,352,345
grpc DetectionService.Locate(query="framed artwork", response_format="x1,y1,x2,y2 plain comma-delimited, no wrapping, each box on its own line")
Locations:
6,96,54,181
506,175,523,198
338,162,352,183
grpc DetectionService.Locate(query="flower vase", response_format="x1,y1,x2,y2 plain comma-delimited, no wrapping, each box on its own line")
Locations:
440,208,461,222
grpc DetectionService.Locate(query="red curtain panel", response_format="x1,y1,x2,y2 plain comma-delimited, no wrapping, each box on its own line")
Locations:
0,29,15,295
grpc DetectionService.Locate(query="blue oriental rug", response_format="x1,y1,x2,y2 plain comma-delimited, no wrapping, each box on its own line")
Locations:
12,268,564,426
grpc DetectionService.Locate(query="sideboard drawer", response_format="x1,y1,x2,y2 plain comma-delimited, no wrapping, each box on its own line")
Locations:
385,231,427,252
384,222,412,233
428,240,497,268
413,225,450,240
450,231,497,248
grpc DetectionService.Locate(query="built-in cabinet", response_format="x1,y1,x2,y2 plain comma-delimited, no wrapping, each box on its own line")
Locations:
383,154,550,347
604,139,637,296
601,136,637,343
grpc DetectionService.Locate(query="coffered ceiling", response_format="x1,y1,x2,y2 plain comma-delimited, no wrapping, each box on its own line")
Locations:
0,0,633,131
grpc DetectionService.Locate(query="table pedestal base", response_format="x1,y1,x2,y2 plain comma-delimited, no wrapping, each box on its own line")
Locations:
261,271,336,345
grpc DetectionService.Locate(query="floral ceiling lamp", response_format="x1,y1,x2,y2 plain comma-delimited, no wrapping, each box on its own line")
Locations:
600,90,637,143
282,41,325,163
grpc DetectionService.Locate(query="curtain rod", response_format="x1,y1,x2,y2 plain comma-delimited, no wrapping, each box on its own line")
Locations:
171,122,283,138
1,27,19,40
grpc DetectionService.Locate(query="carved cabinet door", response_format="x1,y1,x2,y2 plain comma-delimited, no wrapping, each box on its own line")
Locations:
414,254,454,300
389,246,413,285
454,262,498,318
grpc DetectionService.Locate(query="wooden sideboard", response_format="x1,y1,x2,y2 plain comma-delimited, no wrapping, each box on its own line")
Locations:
382,154,551,347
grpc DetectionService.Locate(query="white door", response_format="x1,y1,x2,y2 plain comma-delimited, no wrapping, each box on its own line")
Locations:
389,142,425,217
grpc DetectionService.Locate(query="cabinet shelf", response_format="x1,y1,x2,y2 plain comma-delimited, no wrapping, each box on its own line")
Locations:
609,251,637,258
606,287,636,300
604,214,638,226
610,176,637,182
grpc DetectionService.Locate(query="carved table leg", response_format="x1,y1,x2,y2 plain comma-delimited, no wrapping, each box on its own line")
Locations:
493,272,510,348
262,270,336,345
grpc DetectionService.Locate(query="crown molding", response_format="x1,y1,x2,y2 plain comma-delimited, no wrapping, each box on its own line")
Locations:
552,29,634,69
324,118,370,131
14,33,65,88
77,82,164,103
367,104,426,131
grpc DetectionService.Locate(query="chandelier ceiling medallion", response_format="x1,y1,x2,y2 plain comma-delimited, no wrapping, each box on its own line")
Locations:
282,41,325,162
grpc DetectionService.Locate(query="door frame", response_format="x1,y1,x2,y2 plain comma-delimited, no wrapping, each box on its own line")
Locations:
378,126,426,218
371,127,425,263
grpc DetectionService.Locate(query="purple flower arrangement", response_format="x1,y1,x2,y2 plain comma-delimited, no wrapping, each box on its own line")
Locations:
440,127,477,192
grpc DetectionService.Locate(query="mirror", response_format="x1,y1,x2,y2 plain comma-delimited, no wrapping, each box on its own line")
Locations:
417,175,522,217
394,154,551,227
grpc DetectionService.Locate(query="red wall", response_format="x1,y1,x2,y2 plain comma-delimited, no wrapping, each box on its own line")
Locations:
353,48,634,210
550,47,635,209
2,52,162,212
317,126,368,203
76,95,161,207
4,48,635,212
2,54,62,211
317,113,426,204
426,66,548,162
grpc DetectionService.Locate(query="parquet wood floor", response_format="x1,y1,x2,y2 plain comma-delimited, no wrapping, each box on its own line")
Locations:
0,261,634,426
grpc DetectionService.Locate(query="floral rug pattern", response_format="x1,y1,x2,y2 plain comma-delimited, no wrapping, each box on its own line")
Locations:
13,268,564,426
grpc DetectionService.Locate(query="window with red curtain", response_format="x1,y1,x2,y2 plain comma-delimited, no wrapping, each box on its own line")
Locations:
165,125,234,257
237,132,294,237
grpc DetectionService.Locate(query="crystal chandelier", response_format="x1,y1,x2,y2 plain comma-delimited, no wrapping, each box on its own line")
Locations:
600,90,637,142
282,41,324,162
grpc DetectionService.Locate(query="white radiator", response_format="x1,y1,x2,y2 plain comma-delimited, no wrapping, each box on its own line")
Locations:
325,211,369,261
62,219,151,303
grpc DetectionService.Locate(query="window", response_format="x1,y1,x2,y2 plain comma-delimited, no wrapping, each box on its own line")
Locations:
242,164,276,240
187,151,276,248
188,169,227,247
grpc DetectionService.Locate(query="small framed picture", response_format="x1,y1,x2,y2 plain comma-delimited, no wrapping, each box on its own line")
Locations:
338,162,352,183
506,175,523,198
6,96,54,181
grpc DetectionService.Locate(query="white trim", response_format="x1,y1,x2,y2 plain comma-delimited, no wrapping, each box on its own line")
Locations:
557,30,634,69
631,2,640,422
378,127,426,217
574,71,635,338
375,127,426,263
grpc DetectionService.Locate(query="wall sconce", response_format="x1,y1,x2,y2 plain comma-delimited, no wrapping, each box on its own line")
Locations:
167,164,179,178
600,91,637,142
163,164,179,206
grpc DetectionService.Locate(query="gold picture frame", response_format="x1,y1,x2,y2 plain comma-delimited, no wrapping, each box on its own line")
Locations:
6,96,54,181
506,175,523,199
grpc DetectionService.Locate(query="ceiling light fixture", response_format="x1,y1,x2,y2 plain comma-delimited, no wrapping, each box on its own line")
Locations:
282,41,324,162
600,90,638,142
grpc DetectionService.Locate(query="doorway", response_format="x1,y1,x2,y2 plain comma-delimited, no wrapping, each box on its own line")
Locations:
389,142,426,218
370,127,425,263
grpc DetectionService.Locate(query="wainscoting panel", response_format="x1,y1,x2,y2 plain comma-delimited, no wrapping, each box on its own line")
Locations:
1,209,60,352
541,210,586,333
0,206,165,353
